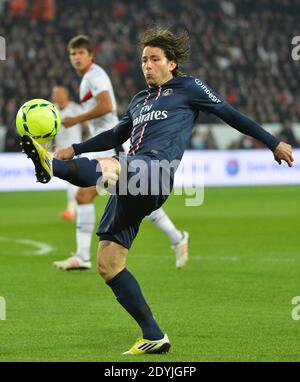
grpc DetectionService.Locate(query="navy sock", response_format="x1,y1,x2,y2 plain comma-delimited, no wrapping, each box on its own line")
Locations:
107,268,164,340
53,158,101,187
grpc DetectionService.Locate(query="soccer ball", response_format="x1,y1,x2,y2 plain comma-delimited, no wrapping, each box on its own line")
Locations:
16,99,61,143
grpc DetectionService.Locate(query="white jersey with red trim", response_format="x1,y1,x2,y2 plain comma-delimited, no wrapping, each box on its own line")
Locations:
79,63,118,136
55,101,83,149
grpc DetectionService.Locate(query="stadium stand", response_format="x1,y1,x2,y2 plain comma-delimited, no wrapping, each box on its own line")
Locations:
0,0,299,151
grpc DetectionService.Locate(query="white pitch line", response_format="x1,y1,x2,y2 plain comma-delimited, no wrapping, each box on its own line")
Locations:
192,255,240,261
263,257,296,263
189,255,296,263
138,254,296,263
0,236,54,256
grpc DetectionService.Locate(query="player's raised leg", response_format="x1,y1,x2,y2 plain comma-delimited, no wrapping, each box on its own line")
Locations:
97,240,170,355
20,135,91,187
147,208,189,268
20,135,120,188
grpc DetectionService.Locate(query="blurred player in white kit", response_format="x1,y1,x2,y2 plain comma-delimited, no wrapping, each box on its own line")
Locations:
52,85,86,221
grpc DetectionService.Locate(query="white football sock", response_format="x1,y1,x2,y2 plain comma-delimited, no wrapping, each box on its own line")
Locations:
66,183,77,214
76,203,96,262
147,208,183,245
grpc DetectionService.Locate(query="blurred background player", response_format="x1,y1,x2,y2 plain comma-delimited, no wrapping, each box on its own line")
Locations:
53,35,189,271
52,84,87,221
146,210,189,268
53,34,120,271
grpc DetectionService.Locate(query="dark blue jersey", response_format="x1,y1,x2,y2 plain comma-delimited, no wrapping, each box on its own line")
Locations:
126,76,222,162
73,76,280,162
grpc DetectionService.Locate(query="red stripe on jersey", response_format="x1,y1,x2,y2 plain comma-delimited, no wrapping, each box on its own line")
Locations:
80,90,93,103
129,123,147,156
143,90,151,105
130,126,137,145
155,85,161,100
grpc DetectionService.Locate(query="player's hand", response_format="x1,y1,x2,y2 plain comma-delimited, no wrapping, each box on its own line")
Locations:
61,116,80,128
273,141,294,167
54,146,75,160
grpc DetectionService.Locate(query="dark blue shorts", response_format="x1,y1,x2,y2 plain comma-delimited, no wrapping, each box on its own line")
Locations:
96,154,173,249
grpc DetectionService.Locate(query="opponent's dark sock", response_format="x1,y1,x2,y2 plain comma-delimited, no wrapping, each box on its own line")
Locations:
53,158,101,187
107,268,164,340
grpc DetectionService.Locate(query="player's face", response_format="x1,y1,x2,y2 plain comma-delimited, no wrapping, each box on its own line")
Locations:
69,47,93,74
142,46,176,87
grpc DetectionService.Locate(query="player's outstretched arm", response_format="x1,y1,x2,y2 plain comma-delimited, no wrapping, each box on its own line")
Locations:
188,78,295,167
62,92,112,128
273,141,294,167
55,108,132,158
213,104,295,166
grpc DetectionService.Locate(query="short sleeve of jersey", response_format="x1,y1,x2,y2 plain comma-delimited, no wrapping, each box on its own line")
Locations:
187,77,227,113
87,71,111,97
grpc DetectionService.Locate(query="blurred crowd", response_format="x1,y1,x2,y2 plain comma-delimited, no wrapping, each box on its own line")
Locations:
190,120,300,150
0,0,300,151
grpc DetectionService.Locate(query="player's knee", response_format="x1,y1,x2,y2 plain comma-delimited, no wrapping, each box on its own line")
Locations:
97,250,111,279
75,192,85,204
97,259,109,279
97,244,126,281
97,255,120,280
76,189,94,204
147,208,165,223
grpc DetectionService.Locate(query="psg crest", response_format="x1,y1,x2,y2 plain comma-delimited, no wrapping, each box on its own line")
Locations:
163,88,173,96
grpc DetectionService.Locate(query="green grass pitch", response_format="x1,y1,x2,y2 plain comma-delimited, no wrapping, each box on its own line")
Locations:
0,186,299,362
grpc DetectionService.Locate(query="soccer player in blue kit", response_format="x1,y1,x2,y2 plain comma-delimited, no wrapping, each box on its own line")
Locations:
21,28,293,355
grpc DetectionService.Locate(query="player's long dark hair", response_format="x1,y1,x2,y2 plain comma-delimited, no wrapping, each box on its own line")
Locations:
140,28,190,77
